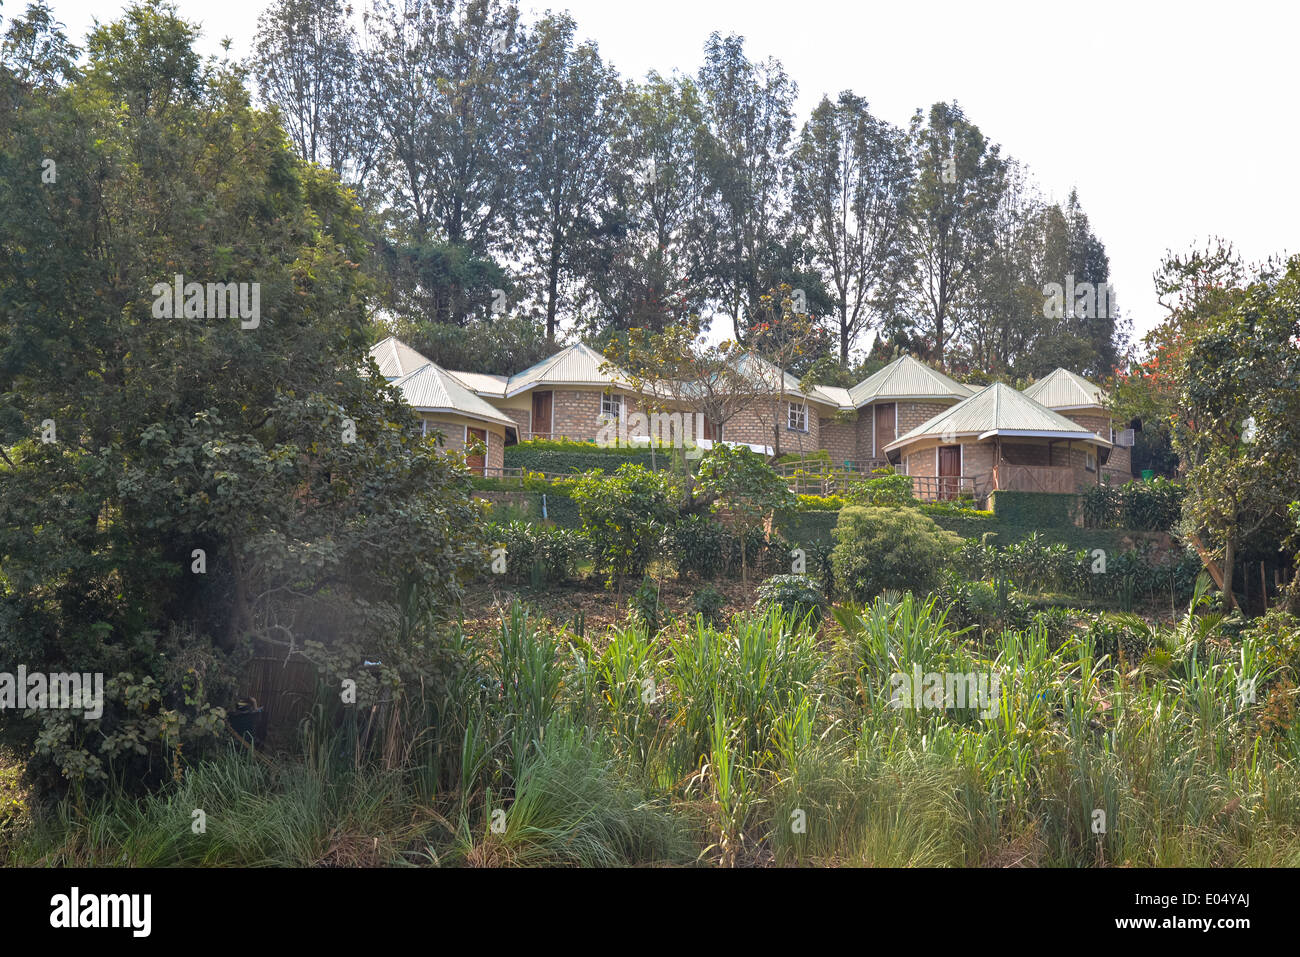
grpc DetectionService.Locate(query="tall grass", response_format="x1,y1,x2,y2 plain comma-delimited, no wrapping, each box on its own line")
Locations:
9,583,1300,868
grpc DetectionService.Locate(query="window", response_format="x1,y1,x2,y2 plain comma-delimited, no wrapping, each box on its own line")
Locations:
787,401,808,432
600,392,623,420
411,419,427,439
1085,451,1097,472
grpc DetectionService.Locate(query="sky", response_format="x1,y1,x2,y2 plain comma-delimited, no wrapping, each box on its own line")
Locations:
37,0,1300,354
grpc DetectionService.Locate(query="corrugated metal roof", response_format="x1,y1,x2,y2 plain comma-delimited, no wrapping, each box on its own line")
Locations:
505,342,633,396
1021,368,1108,409
886,382,1110,450
446,369,509,397
849,355,974,406
811,384,853,409
370,336,434,380
729,352,846,408
391,362,515,428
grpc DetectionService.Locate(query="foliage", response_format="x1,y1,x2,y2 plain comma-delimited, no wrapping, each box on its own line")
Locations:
933,573,1030,636
695,443,795,581
488,521,585,585
1171,255,1300,610
755,574,826,627
561,465,680,589
505,439,665,474
795,492,847,511
830,506,961,602
670,514,731,580
628,576,662,634
690,586,727,626
1082,478,1185,531
989,490,1078,527
0,4,485,792
844,470,917,507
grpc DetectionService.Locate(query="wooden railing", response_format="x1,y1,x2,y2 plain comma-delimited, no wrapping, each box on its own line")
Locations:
907,474,986,503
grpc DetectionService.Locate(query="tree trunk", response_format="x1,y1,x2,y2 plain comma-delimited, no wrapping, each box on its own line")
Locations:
545,245,561,345
1221,538,1237,612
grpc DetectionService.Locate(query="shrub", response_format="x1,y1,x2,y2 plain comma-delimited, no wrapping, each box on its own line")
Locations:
796,493,846,511
755,574,827,627
671,514,730,580
989,490,1079,527
695,444,796,582
844,471,917,507
562,465,681,588
1082,478,1186,531
505,439,664,474
488,521,585,584
628,576,662,633
830,506,961,602
1120,478,1186,531
690,586,727,625
933,573,1029,636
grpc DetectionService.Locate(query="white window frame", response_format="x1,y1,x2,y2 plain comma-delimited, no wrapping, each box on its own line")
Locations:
787,401,808,433
1085,450,1097,472
600,391,623,421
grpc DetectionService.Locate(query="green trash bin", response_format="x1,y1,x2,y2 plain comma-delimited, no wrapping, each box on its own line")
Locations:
1141,469,1155,482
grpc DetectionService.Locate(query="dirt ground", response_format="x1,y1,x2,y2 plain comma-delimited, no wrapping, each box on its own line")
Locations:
459,575,763,641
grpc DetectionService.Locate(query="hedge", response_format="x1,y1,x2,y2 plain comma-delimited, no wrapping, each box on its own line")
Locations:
988,490,1079,527
775,504,1163,555
504,439,670,474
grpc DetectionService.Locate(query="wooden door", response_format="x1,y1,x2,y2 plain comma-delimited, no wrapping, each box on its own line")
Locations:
938,445,961,500
531,391,553,440
874,403,896,457
466,428,487,476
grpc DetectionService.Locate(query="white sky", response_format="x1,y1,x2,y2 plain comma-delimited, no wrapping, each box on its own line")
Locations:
40,0,1300,355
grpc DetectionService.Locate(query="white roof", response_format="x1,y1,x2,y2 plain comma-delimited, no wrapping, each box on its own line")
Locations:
504,342,634,397
849,355,974,407
886,382,1111,451
446,369,509,397
370,336,434,380
1021,368,1109,410
390,361,514,428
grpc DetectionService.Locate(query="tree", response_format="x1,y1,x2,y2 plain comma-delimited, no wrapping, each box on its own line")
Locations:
361,0,525,323
791,92,911,365
252,0,381,188
1172,256,1300,611
0,2,485,790
744,283,833,458
518,12,622,344
602,314,763,475
694,443,794,582
896,101,1006,369
591,71,710,335
695,32,795,342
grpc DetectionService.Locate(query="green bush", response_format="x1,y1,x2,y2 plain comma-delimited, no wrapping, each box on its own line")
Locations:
830,506,961,602
796,493,847,511
628,576,662,633
562,465,680,588
933,573,1030,636
755,574,827,627
488,521,585,584
690,585,727,625
670,514,731,580
1083,477,1186,531
844,471,917,507
989,490,1079,527
505,439,666,475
